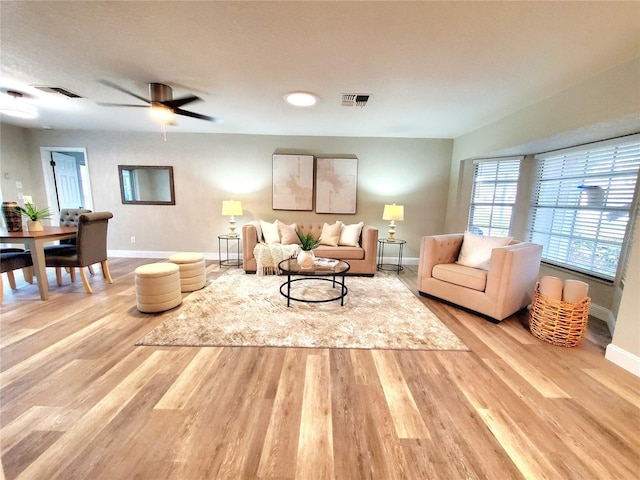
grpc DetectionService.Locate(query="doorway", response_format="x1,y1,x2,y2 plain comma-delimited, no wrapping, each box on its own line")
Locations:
40,147,94,224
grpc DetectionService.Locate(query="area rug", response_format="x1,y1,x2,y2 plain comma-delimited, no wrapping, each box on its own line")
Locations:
136,269,468,351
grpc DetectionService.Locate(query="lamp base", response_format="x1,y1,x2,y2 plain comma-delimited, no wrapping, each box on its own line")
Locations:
228,217,237,237
387,221,397,242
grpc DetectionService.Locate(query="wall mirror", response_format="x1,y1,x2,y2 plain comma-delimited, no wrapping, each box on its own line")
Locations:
118,165,175,205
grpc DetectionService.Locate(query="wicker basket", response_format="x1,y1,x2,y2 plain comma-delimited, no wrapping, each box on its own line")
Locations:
529,283,591,348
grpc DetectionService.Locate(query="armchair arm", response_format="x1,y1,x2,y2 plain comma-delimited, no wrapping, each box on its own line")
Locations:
485,242,542,317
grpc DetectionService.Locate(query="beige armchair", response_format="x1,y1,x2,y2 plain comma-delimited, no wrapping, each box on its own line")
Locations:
417,233,542,322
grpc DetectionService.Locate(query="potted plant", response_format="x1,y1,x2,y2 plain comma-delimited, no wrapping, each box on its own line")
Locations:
296,230,321,268
19,203,52,231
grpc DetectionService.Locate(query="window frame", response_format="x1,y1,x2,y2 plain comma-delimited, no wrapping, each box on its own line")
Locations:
467,156,523,237
528,134,640,281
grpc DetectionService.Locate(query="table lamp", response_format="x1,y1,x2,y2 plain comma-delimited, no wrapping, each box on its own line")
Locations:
222,200,243,237
382,203,404,242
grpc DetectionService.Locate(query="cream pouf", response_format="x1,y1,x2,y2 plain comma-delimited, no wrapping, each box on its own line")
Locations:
169,252,206,292
135,263,182,313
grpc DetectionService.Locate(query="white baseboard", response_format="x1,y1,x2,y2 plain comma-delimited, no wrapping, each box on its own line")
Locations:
588,303,616,335
605,344,640,377
113,250,412,264
381,256,419,265
108,250,239,261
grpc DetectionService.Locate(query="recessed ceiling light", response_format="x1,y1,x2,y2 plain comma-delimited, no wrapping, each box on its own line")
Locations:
284,91,318,107
0,90,38,119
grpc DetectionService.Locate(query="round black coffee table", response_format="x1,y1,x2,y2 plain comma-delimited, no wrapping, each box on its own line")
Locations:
277,258,350,307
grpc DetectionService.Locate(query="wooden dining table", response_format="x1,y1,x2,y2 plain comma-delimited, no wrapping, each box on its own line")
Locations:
1,226,77,300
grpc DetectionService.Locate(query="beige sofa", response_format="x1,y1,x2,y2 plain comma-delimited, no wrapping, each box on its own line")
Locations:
417,233,542,322
242,221,378,276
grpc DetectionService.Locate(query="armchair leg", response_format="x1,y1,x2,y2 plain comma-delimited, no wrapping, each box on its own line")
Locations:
79,268,93,294
88,265,95,276
69,268,76,283
101,260,113,284
6,271,17,290
56,268,63,286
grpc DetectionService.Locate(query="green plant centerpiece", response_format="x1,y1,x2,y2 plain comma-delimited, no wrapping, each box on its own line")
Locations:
19,203,52,231
295,230,321,268
296,230,321,250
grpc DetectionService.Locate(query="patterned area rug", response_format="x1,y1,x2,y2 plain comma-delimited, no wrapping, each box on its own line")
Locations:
137,269,468,351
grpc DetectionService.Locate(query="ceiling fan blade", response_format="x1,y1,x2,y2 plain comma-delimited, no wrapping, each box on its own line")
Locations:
96,102,149,107
99,80,149,104
173,108,221,123
163,95,201,109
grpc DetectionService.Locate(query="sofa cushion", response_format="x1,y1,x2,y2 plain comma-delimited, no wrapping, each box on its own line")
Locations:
457,230,512,269
319,222,342,246
432,263,487,292
339,221,363,247
315,245,365,260
260,220,281,244
278,222,301,245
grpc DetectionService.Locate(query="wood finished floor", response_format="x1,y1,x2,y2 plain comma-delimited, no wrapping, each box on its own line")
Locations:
0,258,638,480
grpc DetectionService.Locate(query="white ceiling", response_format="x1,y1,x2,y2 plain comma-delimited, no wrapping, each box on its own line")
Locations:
1,1,639,139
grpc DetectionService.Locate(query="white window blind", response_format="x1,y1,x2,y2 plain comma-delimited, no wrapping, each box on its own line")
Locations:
529,135,640,280
468,158,521,237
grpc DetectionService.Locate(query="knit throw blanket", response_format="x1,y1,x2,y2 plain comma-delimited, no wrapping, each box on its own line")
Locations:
253,243,300,276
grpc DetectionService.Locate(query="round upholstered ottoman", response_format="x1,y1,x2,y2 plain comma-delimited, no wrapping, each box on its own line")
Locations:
135,263,182,313
169,252,206,292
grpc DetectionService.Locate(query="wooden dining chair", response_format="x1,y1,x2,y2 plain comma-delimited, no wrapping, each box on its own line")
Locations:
45,212,114,294
1,248,34,303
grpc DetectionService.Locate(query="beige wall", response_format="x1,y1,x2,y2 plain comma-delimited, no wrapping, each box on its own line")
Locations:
0,124,43,214
611,207,640,357
447,57,640,366
9,129,452,259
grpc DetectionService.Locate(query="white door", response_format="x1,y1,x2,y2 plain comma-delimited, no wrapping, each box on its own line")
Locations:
52,152,83,209
40,147,93,225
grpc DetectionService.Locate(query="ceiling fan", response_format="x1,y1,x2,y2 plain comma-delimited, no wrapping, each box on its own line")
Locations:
98,80,221,124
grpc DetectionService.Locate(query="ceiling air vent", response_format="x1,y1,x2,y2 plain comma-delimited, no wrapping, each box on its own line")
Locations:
33,86,82,98
342,93,370,107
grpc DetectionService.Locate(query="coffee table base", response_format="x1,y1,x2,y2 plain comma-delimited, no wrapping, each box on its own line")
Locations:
279,276,348,307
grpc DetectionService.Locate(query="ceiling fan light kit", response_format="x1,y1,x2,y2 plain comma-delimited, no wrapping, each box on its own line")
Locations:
150,103,175,124
99,80,220,125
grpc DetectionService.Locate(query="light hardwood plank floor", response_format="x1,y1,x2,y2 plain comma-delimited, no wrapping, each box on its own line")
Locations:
1,258,638,479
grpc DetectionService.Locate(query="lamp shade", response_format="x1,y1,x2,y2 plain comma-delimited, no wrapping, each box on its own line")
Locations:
382,204,404,221
221,200,243,216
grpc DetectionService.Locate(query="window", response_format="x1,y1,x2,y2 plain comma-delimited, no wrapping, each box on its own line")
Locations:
528,135,640,280
467,157,522,237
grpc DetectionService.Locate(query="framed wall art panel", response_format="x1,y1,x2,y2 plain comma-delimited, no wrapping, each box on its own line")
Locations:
272,154,314,211
315,157,358,214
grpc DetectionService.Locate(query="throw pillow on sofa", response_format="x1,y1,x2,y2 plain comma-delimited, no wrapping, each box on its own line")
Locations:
319,222,342,246
339,221,363,247
278,222,301,245
260,220,281,244
457,230,512,269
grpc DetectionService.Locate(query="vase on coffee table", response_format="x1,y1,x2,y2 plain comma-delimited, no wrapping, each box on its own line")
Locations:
297,249,315,269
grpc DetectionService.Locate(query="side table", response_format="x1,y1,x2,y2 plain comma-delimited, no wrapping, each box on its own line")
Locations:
218,235,242,267
377,238,406,273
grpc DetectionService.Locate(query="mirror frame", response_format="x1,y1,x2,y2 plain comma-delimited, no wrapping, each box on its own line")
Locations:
118,165,176,205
